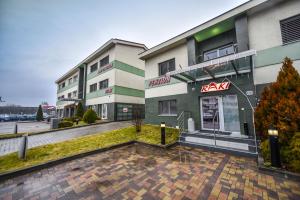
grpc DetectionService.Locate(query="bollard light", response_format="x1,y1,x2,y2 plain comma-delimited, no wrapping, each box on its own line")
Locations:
268,125,281,168
14,122,18,134
161,122,166,145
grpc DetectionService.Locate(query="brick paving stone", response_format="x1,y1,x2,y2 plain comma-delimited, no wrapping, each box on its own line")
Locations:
0,143,300,200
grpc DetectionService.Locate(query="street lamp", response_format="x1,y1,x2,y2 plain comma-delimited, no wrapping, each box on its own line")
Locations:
268,125,281,168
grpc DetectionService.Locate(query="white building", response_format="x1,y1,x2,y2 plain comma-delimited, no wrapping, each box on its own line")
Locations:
56,39,147,121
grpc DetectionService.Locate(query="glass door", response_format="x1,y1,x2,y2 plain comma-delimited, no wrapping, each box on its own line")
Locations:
200,95,240,134
200,96,221,130
101,104,108,119
222,95,240,133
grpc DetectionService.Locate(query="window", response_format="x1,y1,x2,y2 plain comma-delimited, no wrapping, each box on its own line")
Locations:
99,79,109,90
159,100,177,115
280,14,300,44
61,82,65,88
72,90,77,97
159,58,175,76
68,78,72,84
203,44,234,61
68,93,71,98
90,63,98,73
73,75,78,82
100,56,109,67
89,83,97,93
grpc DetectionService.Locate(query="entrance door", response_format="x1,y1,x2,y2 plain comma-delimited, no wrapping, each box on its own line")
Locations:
101,104,108,119
200,96,222,130
200,95,240,134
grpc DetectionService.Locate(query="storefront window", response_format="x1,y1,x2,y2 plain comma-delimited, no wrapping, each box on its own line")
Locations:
222,95,240,133
159,100,177,115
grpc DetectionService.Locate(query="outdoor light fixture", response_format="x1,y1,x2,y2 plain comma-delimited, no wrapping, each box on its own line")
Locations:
268,125,281,167
268,127,278,136
161,122,166,145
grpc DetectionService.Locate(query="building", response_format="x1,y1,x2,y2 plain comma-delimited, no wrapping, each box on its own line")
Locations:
139,0,300,155
56,39,147,121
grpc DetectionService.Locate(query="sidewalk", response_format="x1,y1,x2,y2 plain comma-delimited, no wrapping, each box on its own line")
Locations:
0,121,131,156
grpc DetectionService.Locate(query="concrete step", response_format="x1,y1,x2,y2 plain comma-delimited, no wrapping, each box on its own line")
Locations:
181,132,257,146
180,134,258,153
179,140,258,158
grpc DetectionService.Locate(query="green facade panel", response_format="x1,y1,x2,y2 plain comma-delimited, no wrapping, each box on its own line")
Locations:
87,60,145,81
255,41,300,68
86,86,144,100
57,81,78,94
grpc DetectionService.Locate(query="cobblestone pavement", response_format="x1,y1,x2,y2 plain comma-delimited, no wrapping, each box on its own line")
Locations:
0,144,299,200
0,121,131,156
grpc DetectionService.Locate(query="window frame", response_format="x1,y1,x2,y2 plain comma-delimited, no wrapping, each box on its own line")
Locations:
158,58,176,76
280,14,300,45
100,56,109,67
90,63,98,73
203,43,235,61
158,99,177,116
73,75,78,82
89,83,97,93
99,79,109,90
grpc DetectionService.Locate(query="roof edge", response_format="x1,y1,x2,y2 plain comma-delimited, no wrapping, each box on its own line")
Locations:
55,38,148,83
139,0,268,60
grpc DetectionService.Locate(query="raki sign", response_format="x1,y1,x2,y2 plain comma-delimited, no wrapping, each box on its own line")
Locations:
201,82,230,93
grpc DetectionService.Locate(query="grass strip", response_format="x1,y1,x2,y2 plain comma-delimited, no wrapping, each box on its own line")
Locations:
0,125,179,174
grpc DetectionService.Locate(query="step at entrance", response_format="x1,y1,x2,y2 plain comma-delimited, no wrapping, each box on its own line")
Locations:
179,132,258,157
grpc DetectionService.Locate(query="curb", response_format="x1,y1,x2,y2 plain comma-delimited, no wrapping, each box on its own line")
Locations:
257,154,300,181
0,120,114,140
0,140,175,182
0,141,135,182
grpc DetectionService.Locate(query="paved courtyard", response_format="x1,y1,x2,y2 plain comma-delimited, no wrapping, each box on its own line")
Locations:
0,121,131,156
0,144,299,200
0,122,50,135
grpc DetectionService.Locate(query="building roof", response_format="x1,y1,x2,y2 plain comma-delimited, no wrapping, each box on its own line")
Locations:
55,39,148,83
139,0,278,60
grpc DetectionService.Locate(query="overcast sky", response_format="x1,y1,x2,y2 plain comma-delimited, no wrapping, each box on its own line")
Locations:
0,0,248,106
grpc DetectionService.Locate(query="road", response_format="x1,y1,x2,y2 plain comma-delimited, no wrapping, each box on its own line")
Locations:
0,121,132,156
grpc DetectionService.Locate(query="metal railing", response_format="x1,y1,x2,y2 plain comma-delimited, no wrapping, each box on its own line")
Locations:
177,111,191,134
212,111,219,146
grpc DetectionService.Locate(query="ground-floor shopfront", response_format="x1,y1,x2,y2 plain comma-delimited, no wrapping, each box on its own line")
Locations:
88,102,145,121
56,103,76,118
145,73,256,138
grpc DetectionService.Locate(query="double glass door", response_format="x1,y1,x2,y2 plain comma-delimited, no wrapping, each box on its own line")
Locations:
200,95,241,134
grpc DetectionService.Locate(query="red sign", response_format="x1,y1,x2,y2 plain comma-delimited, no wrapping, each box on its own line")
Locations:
148,76,171,87
105,88,112,94
98,63,113,74
201,82,230,93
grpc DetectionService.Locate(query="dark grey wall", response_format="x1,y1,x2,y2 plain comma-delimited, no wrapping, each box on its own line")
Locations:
235,14,249,52
187,37,196,65
145,73,256,137
196,29,237,63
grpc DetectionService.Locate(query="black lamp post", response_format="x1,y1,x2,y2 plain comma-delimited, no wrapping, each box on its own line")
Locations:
268,125,281,168
161,122,166,145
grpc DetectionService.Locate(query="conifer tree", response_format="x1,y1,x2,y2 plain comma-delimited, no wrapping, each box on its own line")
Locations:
36,105,43,121
76,102,84,118
255,57,300,144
